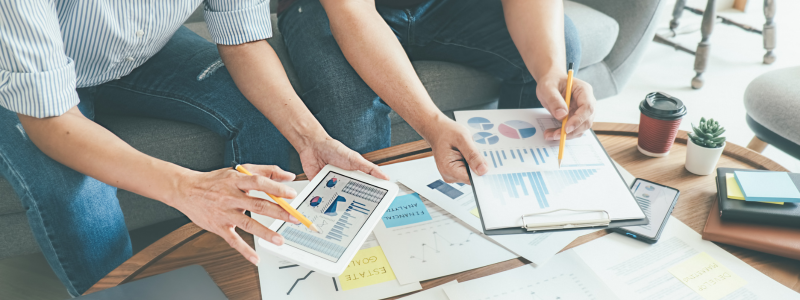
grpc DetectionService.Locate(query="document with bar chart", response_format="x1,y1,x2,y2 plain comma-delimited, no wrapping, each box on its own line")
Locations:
455,109,646,232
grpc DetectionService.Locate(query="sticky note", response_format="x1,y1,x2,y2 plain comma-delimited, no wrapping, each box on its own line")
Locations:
382,193,432,228
668,252,747,300
734,171,800,203
339,246,397,291
725,174,782,204
470,208,481,218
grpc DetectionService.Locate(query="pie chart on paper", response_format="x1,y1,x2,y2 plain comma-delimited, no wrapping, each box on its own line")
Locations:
467,117,494,130
473,132,500,145
498,120,537,139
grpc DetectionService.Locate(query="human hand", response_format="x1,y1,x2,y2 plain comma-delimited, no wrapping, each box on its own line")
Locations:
173,165,301,265
536,75,596,140
297,136,389,181
420,117,488,184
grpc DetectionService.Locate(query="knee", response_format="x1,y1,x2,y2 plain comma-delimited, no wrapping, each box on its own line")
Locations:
564,15,582,70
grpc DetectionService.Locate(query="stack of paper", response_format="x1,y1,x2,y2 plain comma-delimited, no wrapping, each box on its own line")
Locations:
443,218,800,300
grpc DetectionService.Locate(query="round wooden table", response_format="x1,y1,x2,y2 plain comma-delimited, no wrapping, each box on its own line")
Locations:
85,123,800,298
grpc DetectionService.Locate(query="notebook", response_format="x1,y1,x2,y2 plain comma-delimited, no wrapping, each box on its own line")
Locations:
717,168,800,228
74,265,227,300
704,197,800,261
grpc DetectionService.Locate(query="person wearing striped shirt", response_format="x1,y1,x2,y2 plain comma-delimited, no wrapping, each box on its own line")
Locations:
277,0,596,184
0,1,388,296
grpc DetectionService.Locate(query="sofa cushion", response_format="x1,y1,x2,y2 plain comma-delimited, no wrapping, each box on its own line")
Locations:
744,67,800,146
565,1,619,68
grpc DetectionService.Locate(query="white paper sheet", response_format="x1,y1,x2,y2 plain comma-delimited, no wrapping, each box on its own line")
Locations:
398,281,457,300
253,181,422,300
454,109,645,230
373,163,518,285
397,156,592,266
573,217,800,300
443,250,619,300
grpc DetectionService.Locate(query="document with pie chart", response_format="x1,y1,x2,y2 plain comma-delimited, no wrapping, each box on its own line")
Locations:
454,108,646,232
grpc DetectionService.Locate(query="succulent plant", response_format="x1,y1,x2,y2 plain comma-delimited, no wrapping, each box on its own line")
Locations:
688,117,726,148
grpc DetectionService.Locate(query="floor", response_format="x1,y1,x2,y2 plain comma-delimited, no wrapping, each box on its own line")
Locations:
2,1,798,299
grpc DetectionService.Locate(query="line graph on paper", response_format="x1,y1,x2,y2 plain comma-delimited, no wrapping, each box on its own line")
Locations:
409,232,475,262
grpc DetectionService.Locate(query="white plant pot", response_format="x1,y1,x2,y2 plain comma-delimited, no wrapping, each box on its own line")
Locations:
685,138,725,175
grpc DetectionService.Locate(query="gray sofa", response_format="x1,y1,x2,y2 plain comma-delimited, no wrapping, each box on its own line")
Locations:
0,0,665,258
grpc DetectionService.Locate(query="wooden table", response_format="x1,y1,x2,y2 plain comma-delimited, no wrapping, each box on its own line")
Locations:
85,123,800,298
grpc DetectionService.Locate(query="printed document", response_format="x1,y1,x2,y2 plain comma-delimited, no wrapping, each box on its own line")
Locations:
455,109,645,230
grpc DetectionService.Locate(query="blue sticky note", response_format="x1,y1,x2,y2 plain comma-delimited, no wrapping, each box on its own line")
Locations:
382,193,432,228
734,171,800,203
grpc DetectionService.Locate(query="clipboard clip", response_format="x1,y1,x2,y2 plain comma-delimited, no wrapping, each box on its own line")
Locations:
521,208,611,231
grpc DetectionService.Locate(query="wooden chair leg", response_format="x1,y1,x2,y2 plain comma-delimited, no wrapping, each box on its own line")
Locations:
747,136,769,153
763,0,776,64
692,0,716,89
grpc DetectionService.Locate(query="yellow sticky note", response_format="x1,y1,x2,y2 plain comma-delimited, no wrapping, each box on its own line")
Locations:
338,246,396,291
668,252,747,300
726,174,783,204
470,208,481,218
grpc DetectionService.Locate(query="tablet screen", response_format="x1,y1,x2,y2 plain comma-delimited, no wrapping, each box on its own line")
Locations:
277,171,388,262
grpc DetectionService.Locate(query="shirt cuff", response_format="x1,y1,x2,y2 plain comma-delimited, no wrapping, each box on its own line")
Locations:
0,58,79,118
204,1,273,45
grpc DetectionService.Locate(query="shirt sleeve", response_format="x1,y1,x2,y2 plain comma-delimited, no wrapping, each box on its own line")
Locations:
0,1,79,118
203,0,273,45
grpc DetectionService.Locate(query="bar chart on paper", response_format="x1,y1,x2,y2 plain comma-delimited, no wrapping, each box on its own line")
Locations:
482,144,604,170
484,169,599,208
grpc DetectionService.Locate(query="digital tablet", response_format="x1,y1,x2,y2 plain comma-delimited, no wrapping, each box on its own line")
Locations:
257,165,398,276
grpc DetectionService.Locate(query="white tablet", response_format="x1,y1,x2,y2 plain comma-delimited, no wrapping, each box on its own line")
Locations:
257,165,398,276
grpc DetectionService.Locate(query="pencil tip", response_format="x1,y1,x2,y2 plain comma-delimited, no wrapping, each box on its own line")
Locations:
311,224,321,233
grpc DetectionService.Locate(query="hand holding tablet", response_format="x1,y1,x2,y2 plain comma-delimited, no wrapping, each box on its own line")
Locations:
256,165,399,276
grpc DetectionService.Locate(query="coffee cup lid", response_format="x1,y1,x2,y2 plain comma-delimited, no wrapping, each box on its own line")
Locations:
639,92,687,120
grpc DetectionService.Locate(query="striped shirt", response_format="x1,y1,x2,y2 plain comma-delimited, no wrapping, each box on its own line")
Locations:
0,0,273,118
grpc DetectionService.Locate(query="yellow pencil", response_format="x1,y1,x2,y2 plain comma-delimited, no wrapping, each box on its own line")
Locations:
558,63,575,169
235,164,321,233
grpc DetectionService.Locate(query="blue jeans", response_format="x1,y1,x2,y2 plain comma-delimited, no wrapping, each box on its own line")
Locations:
278,0,582,136
0,27,301,296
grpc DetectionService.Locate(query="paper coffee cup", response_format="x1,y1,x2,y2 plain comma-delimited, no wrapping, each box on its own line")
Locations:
638,92,687,157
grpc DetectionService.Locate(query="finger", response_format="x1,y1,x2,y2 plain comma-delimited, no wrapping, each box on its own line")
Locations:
538,85,568,120
236,175,298,199
221,228,260,265
436,150,471,185
236,214,285,246
242,164,296,182
458,138,488,176
543,128,563,141
351,154,390,180
240,196,299,224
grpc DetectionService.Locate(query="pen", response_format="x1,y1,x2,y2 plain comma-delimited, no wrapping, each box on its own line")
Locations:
558,62,575,169
235,164,321,233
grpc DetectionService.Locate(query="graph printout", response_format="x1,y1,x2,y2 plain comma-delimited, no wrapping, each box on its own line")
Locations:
455,109,645,230
277,171,388,262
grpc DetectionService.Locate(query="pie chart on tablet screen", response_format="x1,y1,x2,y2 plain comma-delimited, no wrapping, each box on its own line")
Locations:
473,132,499,145
498,120,536,139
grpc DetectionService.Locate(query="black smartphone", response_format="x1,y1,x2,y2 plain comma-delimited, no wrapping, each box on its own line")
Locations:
611,178,680,244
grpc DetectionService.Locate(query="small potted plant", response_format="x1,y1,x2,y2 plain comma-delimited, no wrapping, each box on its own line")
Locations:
685,117,726,175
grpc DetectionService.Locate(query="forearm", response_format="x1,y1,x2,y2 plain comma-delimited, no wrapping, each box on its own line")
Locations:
17,108,192,206
218,41,329,149
319,0,446,137
502,0,566,81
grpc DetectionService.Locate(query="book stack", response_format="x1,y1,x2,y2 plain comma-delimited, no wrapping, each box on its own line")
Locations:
702,168,800,260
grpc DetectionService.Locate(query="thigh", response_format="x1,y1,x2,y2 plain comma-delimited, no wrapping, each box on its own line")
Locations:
411,0,581,108
279,0,392,154
0,109,130,296
93,26,294,170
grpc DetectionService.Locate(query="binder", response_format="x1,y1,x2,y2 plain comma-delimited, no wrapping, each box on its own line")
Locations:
467,130,648,235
